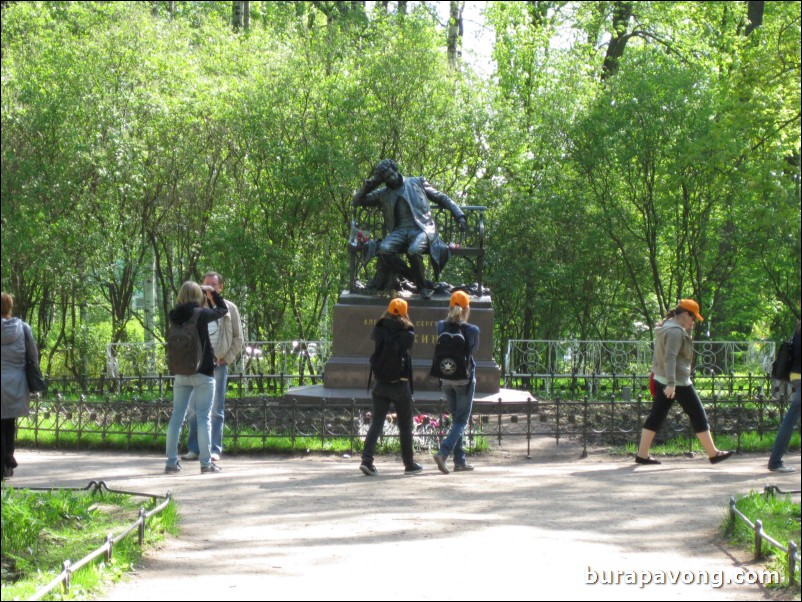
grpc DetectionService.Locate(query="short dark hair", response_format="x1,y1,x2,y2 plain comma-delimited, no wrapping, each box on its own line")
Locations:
373,159,399,177
203,271,223,286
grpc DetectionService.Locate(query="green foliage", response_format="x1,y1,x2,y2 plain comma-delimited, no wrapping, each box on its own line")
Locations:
1,1,800,378
1,487,177,600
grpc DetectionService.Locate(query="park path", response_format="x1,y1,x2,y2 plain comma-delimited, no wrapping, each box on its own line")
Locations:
8,441,799,601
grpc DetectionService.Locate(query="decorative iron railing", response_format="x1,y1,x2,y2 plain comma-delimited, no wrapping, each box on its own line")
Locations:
504,340,776,392
18,390,797,457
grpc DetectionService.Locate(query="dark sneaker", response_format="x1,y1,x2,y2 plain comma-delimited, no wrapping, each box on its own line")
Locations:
360,463,378,476
709,450,734,465
454,463,474,472
635,455,661,465
181,451,199,461
404,462,423,475
165,462,182,474
201,463,222,474
433,454,449,474
768,465,795,473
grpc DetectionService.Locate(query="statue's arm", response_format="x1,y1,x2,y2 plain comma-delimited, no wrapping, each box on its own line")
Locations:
422,178,466,227
352,177,384,206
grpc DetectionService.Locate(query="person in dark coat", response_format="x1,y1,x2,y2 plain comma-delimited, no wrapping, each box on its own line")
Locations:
768,321,801,473
360,298,423,476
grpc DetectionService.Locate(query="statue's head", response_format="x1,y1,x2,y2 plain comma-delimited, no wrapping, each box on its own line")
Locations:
373,159,403,189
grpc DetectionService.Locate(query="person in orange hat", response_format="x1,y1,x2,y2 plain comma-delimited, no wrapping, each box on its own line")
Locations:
431,290,481,474
360,298,423,476
635,299,734,466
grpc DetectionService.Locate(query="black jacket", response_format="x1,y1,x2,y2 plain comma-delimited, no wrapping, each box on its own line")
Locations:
372,317,415,382
168,290,228,376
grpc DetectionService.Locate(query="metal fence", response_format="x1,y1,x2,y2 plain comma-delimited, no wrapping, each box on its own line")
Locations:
17,480,172,601
728,485,800,586
20,338,793,452
105,340,330,381
18,388,797,456
504,340,776,386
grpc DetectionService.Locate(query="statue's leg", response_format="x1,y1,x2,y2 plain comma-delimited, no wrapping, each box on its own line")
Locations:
408,233,434,298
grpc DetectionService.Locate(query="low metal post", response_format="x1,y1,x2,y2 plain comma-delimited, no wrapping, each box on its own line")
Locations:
138,507,146,545
788,541,798,585
63,560,72,594
754,519,763,560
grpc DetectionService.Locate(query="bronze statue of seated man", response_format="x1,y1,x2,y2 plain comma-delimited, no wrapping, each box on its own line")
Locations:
351,159,466,299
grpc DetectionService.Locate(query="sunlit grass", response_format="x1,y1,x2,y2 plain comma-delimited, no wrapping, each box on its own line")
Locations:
722,491,801,590
1,487,178,600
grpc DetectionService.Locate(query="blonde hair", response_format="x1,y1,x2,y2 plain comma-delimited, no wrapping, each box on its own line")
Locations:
176,281,204,306
446,305,469,324
1,292,13,317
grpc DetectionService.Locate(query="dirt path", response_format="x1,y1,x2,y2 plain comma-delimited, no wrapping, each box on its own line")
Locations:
8,441,799,601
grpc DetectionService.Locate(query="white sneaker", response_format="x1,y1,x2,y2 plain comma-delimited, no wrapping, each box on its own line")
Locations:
211,453,220,461
768,465,795,473
181,451,199,461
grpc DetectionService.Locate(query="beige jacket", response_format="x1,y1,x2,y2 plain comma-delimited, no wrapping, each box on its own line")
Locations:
651,318,693,387
214,299,244,366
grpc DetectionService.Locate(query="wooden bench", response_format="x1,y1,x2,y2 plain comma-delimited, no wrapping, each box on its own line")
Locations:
348,204,486,295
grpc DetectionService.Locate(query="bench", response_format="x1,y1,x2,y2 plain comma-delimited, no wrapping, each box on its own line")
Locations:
348,204,486,295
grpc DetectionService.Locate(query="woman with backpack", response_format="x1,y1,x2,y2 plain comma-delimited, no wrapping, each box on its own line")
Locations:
360,298,423,476
432,291,480,474
635,299,734,466
164,281,228,475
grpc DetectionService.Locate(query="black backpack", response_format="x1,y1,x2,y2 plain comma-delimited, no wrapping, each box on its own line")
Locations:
368,328,410,390
166,308,204,376
430,322,470,381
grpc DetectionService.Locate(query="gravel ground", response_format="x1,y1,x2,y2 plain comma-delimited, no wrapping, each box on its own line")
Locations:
6,440,800,601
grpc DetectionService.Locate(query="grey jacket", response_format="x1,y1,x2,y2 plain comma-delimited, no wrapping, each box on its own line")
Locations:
651,318,694,387
1,317,38,418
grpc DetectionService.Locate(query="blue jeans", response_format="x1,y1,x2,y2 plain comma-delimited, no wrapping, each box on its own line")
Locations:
186,364,228,455
437,380,475,466
362,381,415,468
166,373,215,468
769,379,800,469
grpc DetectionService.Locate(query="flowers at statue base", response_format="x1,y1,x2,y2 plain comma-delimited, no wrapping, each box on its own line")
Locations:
352,229,370,249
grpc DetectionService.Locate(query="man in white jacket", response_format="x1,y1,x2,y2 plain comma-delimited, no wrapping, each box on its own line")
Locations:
183,271,244,461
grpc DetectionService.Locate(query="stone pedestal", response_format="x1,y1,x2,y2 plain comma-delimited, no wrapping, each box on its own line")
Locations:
322,291,501,394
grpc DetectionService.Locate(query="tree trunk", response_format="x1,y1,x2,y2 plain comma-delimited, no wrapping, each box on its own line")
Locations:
601,1,632,80
233,1,244,31
745,0,764,36
447,1,464,70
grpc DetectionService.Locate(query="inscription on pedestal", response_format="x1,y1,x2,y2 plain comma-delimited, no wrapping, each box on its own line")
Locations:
323,292,500,393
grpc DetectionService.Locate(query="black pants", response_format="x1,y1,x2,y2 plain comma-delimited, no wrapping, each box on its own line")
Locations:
362,381,415,468
643,383,710,433
1,418,18,478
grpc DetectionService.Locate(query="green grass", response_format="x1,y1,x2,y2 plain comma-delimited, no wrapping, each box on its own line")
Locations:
619,431,800,457
722,491,801,590
1,487,178,600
